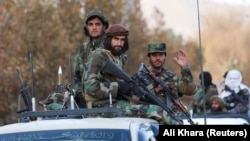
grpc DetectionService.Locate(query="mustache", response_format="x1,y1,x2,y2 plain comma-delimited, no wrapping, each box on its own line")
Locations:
113,45,122,48
154,60,163,63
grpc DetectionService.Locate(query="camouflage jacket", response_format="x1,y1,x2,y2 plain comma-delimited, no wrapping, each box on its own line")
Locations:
74,36,127,94
132,66,197,111
192,83,219,114
73,36,106,93
84,48,127,107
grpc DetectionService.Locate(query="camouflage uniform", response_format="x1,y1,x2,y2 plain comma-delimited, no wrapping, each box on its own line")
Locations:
192,84,218,114
73,10,109,108
131,42,197,124
84,24,129,108
40,12,127,110
39,92,69,110
74,36,106,108
84,32,185,124
192,71,219,115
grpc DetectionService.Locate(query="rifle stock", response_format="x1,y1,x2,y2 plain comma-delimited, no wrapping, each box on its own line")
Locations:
16,68,33,113
138,63,196,125
101,60,182,123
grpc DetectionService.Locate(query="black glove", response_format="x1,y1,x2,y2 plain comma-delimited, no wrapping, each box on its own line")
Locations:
117,81,131,95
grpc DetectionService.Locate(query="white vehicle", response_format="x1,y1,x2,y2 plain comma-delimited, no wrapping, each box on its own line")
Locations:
0,108,159,141
6,67,159,141
182,113,250,125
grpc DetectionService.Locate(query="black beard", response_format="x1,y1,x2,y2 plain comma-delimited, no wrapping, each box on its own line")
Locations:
211,107,223,112
110,47,123,56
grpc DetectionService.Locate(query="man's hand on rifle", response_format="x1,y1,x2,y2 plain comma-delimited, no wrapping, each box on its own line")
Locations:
117,81,131,95
118,80,150,103
154,84,163,93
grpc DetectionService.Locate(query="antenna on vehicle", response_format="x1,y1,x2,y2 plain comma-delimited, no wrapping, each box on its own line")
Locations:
68,54,75,110
29,53,36,111
196,0,207,125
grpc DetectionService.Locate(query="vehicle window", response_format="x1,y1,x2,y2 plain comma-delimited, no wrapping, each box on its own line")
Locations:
0,129,131,141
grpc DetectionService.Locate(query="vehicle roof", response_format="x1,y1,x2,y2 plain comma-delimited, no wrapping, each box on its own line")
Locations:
182,113,250,125
184,117,249,125
0,117,158,134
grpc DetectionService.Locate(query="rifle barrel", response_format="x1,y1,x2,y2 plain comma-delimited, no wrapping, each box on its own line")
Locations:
16,68,33,113
139,63,196,125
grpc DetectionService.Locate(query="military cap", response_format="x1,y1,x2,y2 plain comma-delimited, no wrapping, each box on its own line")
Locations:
147,42,166,56
85,10,109,27
105,24,129,36
83,10,109,36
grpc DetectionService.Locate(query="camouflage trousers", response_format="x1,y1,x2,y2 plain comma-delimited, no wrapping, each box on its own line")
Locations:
116,100,183,125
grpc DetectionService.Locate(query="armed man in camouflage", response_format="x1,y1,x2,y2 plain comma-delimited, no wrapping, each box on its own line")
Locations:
84,25,184,125
192,71,218,115
39,11,127,110
73,10,109,108
84,24,129,108
131,42,197,124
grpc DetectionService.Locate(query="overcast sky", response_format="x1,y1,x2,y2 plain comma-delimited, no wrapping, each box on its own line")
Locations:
140,0,250,40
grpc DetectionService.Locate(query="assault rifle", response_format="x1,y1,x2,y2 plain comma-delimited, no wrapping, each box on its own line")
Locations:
16,68,33,113
224,85,249,109
225,85,248,105
101,59,182,124
137,63,195,125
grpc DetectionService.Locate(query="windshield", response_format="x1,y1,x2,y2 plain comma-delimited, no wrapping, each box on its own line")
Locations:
0,129,131,141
